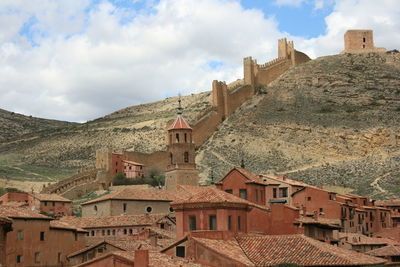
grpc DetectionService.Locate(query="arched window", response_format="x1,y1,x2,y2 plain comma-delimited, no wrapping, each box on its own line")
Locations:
184,152,189,163
176,133,180,143
169,153,173,164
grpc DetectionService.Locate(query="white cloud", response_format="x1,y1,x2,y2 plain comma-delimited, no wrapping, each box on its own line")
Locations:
274,0,306,7
0,0,399,122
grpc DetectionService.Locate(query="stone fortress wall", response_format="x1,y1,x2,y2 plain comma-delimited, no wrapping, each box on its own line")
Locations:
42,38,311,198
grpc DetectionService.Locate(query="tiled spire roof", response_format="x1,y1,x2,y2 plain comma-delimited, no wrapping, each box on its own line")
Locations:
167,96,192,130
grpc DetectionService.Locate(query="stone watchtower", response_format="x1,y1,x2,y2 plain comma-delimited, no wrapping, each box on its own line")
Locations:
342,29,386,54
164,99,199,191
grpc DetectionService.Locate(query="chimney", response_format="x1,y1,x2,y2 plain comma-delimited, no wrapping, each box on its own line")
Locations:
150,234,158,247
134,250,149,267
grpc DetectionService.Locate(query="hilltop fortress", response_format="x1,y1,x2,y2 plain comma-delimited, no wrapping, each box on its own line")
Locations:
41,29,385,198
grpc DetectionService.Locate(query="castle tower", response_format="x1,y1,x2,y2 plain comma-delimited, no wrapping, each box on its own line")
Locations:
164,98,199,191
342,29,386,54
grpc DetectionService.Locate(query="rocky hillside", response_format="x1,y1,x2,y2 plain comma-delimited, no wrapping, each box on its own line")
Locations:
197,51,400,199
0,108,75,143
0,93,211,181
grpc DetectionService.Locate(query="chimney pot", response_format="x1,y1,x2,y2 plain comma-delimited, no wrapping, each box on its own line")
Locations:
134,250,149,267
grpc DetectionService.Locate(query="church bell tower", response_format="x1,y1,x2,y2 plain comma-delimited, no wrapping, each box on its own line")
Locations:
164,98,199,190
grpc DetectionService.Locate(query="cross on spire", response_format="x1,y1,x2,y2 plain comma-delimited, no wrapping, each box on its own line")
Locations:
177,94,183,115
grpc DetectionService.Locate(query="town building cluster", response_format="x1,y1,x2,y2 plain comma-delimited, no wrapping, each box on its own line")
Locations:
1,29,399,267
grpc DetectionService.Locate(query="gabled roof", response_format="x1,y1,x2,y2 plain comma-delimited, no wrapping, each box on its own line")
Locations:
0,205,51,220
81,188,176,205
215,166,267,185
49,220,87,232
59,213,170,229
338,232,398,246
34,193,72,202
236,234,386,266
167,115,192,130
366,245,400,257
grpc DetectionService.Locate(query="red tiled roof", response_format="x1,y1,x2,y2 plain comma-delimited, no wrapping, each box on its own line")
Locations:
113,251,201,267
0,205,51,220
338,233,398,246
1,201,28,207
81,188,176,205
50,220,86,232
366,245,400,257
59,213,169,229
215,166,266,185
295,217,342,228
34,193,72,202
192,237,254,266
122,160,144,166
167,115,192,130
236,234,386,266
376,199,400,207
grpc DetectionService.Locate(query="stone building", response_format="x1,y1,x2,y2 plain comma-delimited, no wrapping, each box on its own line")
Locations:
0,191,73,217
59,213,175,238
80,188,176,217
342,29,386,54
0,205,86,266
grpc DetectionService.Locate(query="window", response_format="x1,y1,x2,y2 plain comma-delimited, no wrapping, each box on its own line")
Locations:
40,232,45,241
123,203,127,213
255,189,258,202
279,187,288,198
52,201,55,206
238,216,241,231
58,253,62,263
75,233,78,241
228,216,232,231
239,189,247,200
363,37,366,42
98,248,104,253
124,229,127,235
169,207,174,212
184,152,189,163
129,229,133,234
319,208,324,213
176,133,180,143
102,230,105,236
44,201,47,206
176,246,185,258
94,205,98,212
189,216,196,231
184,133,187,143
17,230,23,240
91,231,95,236
35,252,40,263
273,188,277,198
17,255,22,263
112,229,116,235
107,230,110,235
225,189,233,194
209,215,217,230
146,206,153,213
169,134,172,144
307,197,312,201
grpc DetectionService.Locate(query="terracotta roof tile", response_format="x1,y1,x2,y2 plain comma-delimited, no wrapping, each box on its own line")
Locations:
34,193,72,202
59,213,169,229
50,220,86,232
81,188,176,205
366,245,400,257
295,217,342,228
167,115,192,130
338,232,398,246
0,205,51,220
122,160,144,166
113,251,202,267
236,234,386,266
192,237,254,266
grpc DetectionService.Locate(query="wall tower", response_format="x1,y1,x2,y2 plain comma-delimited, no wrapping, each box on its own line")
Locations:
164,98,199,191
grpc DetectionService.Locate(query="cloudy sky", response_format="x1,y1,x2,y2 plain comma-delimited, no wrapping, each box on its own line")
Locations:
0,0,399,122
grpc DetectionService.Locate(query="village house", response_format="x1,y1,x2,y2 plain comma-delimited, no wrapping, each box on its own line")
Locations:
338,232,398,253
0,205,86,266
0,191,73,217
59,213,175,238
376,200,400,227
161,231,386,266
366,245,400,265
80,188,176,217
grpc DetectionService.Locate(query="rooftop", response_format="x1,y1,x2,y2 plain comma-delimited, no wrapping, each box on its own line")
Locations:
49,220,86,232
59,213,170,229
167,115,192,130
34,193,72,202
81,188,176,205
338,232,398,246
236,234,386,266
366,245,400,257
0,205,51,220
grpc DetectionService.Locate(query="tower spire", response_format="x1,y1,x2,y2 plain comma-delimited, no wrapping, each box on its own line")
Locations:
177,94,183,115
